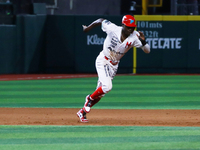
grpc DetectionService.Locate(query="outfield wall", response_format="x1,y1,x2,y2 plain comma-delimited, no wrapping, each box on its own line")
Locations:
134,15,200,73
0,15,200,74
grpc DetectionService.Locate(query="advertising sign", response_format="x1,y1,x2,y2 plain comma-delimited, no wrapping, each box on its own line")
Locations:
134,16,200,73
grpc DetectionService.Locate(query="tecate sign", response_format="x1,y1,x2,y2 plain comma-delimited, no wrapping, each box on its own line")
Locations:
87,34,105,45
146,38,182,49
86,34,184,50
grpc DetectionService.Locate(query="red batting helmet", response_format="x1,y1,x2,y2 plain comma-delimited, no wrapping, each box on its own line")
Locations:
122,15,137,27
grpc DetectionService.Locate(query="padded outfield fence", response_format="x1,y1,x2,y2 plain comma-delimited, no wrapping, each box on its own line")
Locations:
1,15,200,74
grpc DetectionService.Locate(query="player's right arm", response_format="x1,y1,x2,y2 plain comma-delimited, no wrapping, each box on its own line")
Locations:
135,31,150,54
82,18,104,32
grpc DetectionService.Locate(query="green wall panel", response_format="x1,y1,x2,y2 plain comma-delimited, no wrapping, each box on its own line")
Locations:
136,21,163,73
187,21,200,73
23,15,46,73
162,21,187,73
0,25,17,74
45,15,75,73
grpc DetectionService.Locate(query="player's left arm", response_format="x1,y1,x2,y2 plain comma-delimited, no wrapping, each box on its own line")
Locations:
138,31,150,54
82,18,105,32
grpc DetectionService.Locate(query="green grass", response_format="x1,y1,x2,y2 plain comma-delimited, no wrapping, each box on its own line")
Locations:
0,75,200,109
0,75,200,150
0,126,200,150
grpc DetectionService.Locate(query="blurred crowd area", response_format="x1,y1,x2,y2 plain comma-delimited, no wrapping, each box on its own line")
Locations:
0,0,199,15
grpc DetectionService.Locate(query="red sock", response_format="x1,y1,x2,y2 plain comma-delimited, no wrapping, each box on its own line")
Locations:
90,86,104,100
91,97,101,107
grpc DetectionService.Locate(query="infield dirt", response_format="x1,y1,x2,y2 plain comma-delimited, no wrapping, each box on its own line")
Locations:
0,108,200,126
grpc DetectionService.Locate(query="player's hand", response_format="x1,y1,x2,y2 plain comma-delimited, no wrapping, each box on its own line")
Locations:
82,25,88,32
138,31,145,40
137,31,147,46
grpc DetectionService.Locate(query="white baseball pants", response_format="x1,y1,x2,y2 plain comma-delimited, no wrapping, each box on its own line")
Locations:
95,52,118,95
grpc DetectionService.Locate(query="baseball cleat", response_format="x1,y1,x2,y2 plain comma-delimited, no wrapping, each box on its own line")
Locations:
77,109,88,123
83,95,92,113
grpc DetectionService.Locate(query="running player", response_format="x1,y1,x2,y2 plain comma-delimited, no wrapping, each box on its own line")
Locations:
77,15,150,122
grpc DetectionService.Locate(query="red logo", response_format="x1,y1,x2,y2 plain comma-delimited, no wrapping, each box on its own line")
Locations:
125,42,132,48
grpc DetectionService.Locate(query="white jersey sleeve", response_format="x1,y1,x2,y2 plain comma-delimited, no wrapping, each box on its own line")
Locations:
134,31,150,53
101,20,116,34
132,31,142,48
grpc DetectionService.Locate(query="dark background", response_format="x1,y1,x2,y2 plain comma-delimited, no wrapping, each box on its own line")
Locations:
1,0,200,74
0,0,171,16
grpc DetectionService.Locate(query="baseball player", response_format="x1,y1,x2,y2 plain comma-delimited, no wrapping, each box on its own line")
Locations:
77,15,150,122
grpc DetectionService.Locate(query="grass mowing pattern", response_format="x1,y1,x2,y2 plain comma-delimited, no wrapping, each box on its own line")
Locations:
1,75,200,150
0,125,200,150
0,75,200,109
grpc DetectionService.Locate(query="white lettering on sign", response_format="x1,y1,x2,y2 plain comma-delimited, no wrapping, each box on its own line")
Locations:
199,38,200,50
137,21,162,28
140,31,159,38
87,34,105,45
146,38,182,49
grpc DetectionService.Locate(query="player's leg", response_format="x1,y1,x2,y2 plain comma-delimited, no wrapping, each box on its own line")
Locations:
77,54,105,122
89,57,114,99
84,80,104,109
77,53,117,122
82,55,111,113
90,80,104,107
84,57,118,112
76,108,88,123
